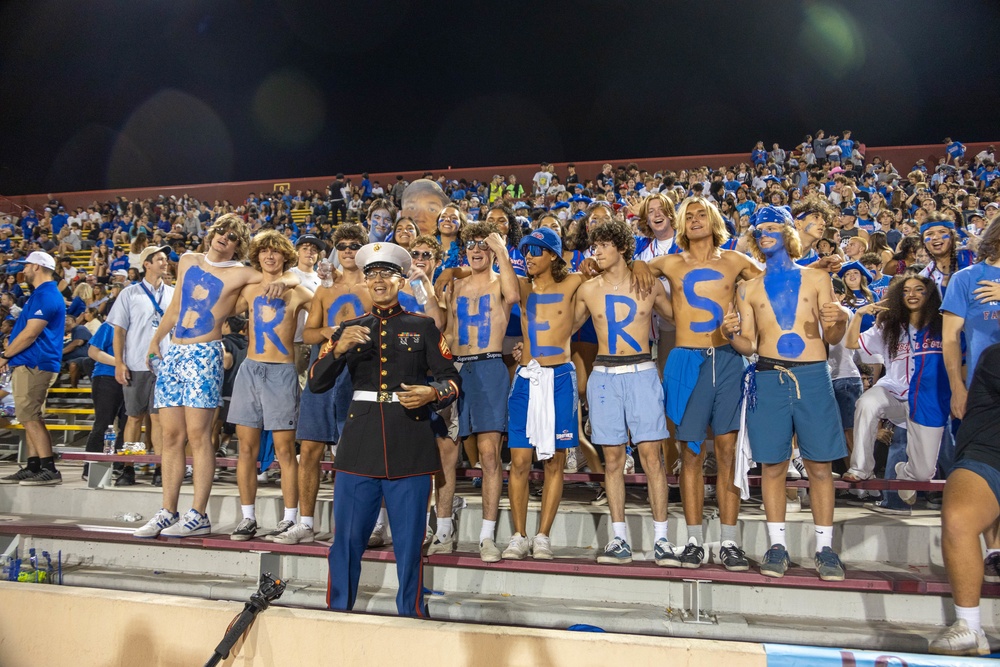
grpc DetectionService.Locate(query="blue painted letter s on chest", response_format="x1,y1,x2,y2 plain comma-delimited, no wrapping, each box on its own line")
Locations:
682,268,725,333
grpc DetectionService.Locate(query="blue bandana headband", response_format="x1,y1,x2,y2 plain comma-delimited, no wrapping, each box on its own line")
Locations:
751,205,793,227
920,220,955,235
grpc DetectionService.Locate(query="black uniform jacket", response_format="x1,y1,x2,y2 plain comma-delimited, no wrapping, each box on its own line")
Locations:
308,303,460,479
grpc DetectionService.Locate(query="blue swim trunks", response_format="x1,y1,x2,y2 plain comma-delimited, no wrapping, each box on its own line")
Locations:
587,361,667,446
296,345,353,443
508,361,578,450
664,345,745,449
154,340,224,410
457,353,509,438
746,359,848,464
951,459,1000,508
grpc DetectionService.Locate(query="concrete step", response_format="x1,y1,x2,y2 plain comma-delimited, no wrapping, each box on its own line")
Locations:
0,463,949,567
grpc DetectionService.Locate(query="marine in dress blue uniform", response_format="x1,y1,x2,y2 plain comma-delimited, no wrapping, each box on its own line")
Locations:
309,242,460,618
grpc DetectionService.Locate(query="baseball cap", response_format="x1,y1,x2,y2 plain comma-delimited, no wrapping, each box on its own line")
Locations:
112,269,128,278
355,242,411,276
23,251,56,270
519,227,562,257
137,245,171,267
295,234,327,253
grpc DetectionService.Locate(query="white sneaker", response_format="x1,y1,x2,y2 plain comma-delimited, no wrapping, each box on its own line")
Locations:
427,533,455,555
133,508,179,538
624,452,635,475
368,523,390,547
928,619,989,656
479,538,502,563
531,533,553,560
791,456,808,479
160,509,211,538
786,459,801,480
263,519,296,541
501,533,530,560
703,453,718,475
273,522,315,545
564,447,581,473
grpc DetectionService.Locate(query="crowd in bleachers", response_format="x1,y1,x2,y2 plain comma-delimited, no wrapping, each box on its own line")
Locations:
2,130,999,655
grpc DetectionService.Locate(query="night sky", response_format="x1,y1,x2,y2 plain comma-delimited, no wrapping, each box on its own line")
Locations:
2,1,999,195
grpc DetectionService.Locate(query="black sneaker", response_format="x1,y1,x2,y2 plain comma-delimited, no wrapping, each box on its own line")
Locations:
1,467,38,484
115,466,136,487
925,491,943,510
719,543,750,571
678,538,705,569
230,518,258,541
20,468,63,486
151,467,162,487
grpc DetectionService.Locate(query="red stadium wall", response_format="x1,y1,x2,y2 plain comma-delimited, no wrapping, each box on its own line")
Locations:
4,142,996,211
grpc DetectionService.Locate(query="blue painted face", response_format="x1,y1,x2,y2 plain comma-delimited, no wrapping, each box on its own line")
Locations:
755,228,786,257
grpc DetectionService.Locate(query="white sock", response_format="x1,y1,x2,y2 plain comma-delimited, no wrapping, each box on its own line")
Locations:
767,522,786,548
301,516,314,529
815,525,833,551
241,504,256,521
426,510,431,530
987,548,1000,557
612,522,627,541
283,507,297,523
955,605,982,634
480,520,496,542
436,517,453,540
376,507,388,528
653,521,668,542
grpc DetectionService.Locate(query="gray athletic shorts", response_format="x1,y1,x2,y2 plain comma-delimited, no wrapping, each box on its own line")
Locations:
227,359,301,431
123,370,158,417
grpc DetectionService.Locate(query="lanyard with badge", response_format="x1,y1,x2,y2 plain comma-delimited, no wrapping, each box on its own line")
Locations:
138,282,165,328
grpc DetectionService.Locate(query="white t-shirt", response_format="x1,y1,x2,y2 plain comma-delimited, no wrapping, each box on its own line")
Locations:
533,171,552,195
859,324,914,401
290,266,321,343
636,236,676,332
828,340,861,380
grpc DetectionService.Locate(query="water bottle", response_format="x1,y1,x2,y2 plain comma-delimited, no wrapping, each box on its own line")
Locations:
319,258,334,288
410,278,429,305
148,353,161,375
103,426,116,455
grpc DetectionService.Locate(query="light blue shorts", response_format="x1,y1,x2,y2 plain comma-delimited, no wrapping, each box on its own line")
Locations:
154,340,224,410
297,345,353,444
587,363,667,446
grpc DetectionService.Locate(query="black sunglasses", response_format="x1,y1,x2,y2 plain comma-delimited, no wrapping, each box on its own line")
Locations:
336,243,362,251
410,251,434,260
465,240,490,250
213,230,239,243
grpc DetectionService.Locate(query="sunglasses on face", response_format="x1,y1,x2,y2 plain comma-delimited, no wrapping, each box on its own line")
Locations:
465,240,490,250
365,269,398,280
525,245,546,257
213,229,239,243
410,251,435,261
336,243,362,251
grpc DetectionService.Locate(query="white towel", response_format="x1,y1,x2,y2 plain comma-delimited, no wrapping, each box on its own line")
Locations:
735,377,754,501
518,360,555,461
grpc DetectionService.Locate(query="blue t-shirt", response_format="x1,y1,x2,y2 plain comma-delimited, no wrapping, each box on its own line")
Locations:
67,296,87,318
9,281,66,373
856,217,876,234
946,141,965,159
870,275,891,300
940,263,1000,386
110,256,130,273
838,139,854,158
88,322,116,378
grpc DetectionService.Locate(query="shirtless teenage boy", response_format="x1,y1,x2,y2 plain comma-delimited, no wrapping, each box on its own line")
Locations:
446,222,519,562
637,196,760,570
573,219,678,566
724,205,850,582
229,231,313,540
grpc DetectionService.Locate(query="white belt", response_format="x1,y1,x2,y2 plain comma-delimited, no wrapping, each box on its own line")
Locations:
592,361,656,375
352,390,400,403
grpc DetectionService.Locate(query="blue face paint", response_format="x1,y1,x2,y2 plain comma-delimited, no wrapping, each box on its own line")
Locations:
398,291,424,314
682,268,725,333
326,293,365,326
456,295,492,348
757,229,786,256
253,296,288,355
175,265,223,339
605,294,640,354
526,292,564,357
760,232,805,358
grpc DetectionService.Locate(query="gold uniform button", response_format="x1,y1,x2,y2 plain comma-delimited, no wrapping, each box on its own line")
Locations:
349,413,354,418
381,343,387,349
407,347,412,351
380,384,387,390
381,357,387,362
381,331,387,337
381,370,387,376
381,320,387,325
